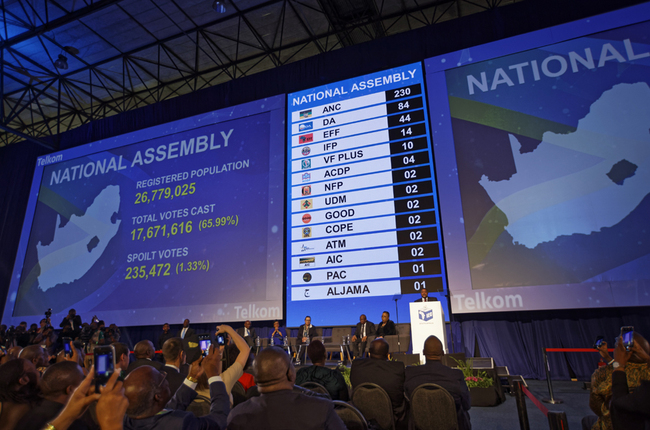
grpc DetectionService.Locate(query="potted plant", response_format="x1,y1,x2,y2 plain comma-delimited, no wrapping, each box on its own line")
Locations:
452,357,501,407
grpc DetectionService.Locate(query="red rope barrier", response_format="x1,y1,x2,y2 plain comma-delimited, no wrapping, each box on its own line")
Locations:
521,385,549,417
545,348,613,353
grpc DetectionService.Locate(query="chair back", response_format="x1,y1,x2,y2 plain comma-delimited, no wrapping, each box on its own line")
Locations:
232,381,247,406
331,326,352,342
186,394,211,417
351,382,395,430
300,381,332,398
409,383,459,430
333,400,368,430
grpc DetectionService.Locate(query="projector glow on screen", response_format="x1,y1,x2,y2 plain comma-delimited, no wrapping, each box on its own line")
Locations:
2,97,285,327
285,63,449,327
426,4,650,313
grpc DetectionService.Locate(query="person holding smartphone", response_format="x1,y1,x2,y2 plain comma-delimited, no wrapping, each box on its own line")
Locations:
588,329,650,430
610,335,650,430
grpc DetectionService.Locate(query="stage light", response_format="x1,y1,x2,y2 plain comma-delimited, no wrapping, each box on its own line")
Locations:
212,0,226,13
54,54,68,70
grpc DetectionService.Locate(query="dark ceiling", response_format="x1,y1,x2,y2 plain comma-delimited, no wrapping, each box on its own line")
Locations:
0,0,520,148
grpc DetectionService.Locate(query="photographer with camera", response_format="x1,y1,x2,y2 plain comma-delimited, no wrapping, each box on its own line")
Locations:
60,309,82,338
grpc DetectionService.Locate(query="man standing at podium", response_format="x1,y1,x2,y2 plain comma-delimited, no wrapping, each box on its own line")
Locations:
351,314,375,359
415,288,437,302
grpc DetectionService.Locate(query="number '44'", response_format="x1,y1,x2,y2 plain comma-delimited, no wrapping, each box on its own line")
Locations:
399,114,411,123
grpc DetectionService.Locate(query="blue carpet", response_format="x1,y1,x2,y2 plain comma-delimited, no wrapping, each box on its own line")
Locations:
469,380,592,429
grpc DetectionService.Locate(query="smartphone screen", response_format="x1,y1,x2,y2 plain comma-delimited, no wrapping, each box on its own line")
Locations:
200,339,212,356
593,336,605,349
621,326,634,351
216,335,226,346
94,346,115,390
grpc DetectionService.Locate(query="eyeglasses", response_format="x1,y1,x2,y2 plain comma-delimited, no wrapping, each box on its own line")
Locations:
157,371,167,388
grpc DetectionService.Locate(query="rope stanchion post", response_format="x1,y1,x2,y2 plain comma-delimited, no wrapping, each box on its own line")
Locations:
542,347,563,404
547,411,569,430
513,380,531,430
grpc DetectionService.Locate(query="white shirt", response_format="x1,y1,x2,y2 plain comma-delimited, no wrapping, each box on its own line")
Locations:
181,327,188,339
362,323,366,337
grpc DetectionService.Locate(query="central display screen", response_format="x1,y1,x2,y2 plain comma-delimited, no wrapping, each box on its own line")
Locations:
285,63,449,327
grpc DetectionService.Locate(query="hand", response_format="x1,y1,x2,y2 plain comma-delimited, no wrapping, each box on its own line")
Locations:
351,335,357,342
215,324,233,335
188,356,205,380
49,367,101,429
614,337,632,370
362,336,368,342
302,337,307,343
202,344,223,379
56,342,80,364
96,371,128,430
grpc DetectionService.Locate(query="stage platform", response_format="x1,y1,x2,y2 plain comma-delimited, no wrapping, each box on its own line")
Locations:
470,380,592,430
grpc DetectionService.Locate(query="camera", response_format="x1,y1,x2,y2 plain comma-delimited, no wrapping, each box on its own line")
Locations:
45,308,52,319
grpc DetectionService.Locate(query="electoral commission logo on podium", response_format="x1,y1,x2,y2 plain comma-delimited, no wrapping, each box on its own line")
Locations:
418,308,434,322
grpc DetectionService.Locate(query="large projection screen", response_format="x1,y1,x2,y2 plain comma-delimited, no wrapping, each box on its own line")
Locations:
2,96,285,327
426,3,650,313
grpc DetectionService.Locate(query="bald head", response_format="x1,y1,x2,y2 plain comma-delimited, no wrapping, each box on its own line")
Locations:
134,340,155,360
423,335,444,361
124,366,170,418
41,361,84,398
252,346,295,393
19,345,48,368
369,338,389,360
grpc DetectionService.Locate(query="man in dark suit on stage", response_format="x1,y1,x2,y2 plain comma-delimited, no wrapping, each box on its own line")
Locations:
227,346,346,429
414,288,438,302
59,308,82,338
351,314,375,359
123,344,229,430
296,316,317,363
236,320,258,349
162,337,188,395
126,340,163,375
158,323,174,350
405,335,471,430
177,319,195,340
350,338,407,423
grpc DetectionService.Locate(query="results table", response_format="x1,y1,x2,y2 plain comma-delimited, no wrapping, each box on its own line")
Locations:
286,63,448,303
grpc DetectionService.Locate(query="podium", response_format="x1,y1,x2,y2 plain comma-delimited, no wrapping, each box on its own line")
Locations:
409,301,447,364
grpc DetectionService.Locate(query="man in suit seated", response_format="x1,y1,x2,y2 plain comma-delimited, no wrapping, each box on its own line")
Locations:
123,344,229,430
177,319,195,340
350,338,407,423
295,340,349,401
296,316,318,363
162,337,189,395
126,340,163,375
375,311,397,337
227,346,346,429
414,288,438,302
236,320,258,349
351,314,375,359
405,335,471,430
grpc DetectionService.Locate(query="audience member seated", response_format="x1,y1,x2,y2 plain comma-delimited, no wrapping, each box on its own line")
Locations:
351,314,375,359
227,346,346,429
162,337,189,395
405,335,471,430
177,319,196,340
47,367,128,430
350,338,406,423
16,361,91,430
195,325,251,405
375,311,397,337
296,316,317,362
236,320,258,349
113,342,131,379
295,340,349,401
609,336,650,430
123,344,229,430
586,332,650,430
269,321,287,346
159,323,174,350
19,344,50,374
126,340,163,375
0,358,41,430
1,346,22,365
